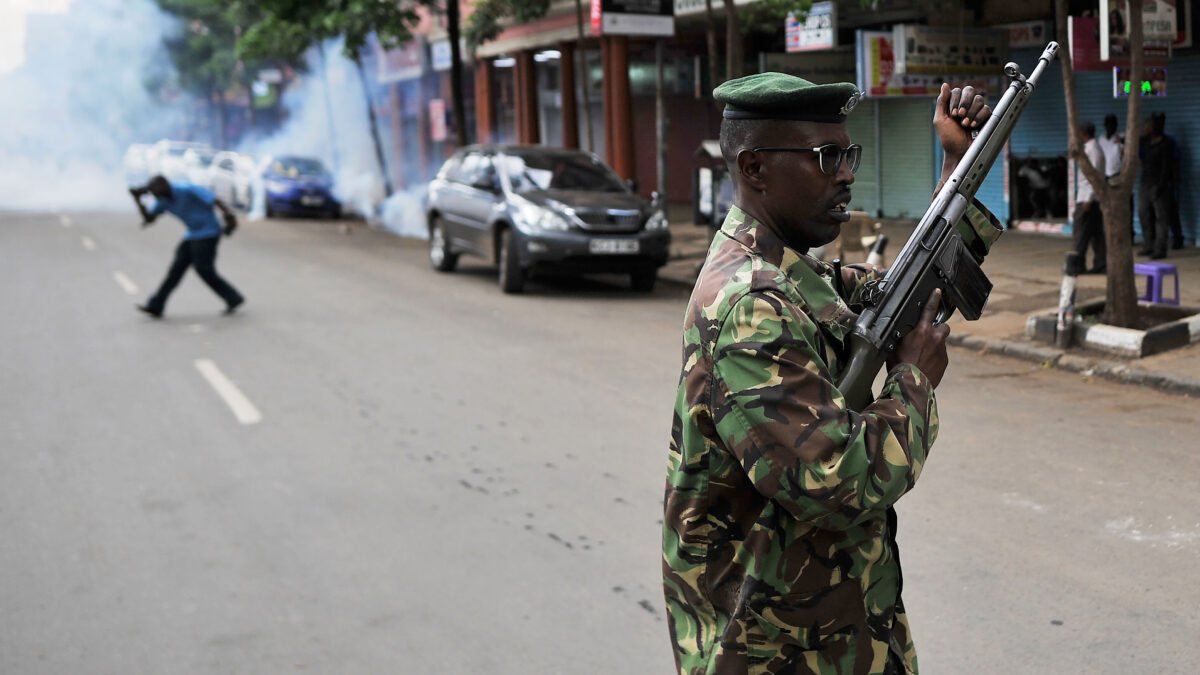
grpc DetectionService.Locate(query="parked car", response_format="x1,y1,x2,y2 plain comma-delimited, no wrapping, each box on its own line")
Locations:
147,140,212,183
261,155,341,218
208,151,258,209
181,147,218,188
425,145,671,293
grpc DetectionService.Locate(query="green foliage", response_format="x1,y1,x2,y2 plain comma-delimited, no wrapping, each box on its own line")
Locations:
464,0,551,50
235,0,422,63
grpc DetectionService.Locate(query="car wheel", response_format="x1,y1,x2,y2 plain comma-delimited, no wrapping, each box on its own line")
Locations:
429,218,458,272
631,265,658,292
498,228,525,294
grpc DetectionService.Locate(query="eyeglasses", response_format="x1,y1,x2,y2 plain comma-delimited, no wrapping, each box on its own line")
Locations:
751,143,863,177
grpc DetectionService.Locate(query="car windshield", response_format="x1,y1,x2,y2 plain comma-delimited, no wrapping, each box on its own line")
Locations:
500,152,626,194
189,150,215,166
271,157,329,179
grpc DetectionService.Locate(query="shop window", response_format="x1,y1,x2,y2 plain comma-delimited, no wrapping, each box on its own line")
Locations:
1011,155,1069,219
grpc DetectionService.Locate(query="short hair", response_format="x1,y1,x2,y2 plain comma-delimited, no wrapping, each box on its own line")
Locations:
719,118,760,168
148,175,170,192
1081,121,1096,138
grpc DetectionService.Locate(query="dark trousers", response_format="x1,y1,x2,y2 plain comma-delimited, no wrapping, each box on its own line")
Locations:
1072,201,1105,269
1138,184,1174,256
146,236,243,312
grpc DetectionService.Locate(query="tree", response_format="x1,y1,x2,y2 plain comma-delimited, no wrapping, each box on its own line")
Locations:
1056,0,1144,327
238,0,474,197
154,0,240,147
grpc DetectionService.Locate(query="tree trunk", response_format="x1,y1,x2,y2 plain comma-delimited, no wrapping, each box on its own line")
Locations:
723,0,742,81
574,0,594,152
1055,0,1141,328
353,55,394,199
446,0,468,147
704,0,720,87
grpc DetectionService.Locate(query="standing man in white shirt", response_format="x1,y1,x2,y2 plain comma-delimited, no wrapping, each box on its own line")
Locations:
1096,113,1131,247
1074,122,1107,273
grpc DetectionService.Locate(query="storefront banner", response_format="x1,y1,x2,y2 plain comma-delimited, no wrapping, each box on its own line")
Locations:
998,20,1051,49
856,30,1000,98
786,1,835,53
1100,0,1175,62
431,39,467,72
594,0,674,36
430,99,447,142
891,25,1006,76
1072,15,1167,71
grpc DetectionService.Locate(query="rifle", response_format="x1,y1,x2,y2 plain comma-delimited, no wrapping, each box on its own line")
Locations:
835,42,1059,410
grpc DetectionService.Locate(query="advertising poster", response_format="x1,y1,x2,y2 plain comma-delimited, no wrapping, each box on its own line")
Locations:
1100,0,1176,61
856,30,1000,98
786,1,835,53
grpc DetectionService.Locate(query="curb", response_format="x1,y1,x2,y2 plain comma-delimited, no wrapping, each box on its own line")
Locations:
949,333,1200,396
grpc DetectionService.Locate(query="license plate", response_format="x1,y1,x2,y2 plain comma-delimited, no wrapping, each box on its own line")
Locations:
300,195,325,206
589,239,639,254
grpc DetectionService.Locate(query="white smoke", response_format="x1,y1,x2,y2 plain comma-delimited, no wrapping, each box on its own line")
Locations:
240,40,387,224
0,0,185,211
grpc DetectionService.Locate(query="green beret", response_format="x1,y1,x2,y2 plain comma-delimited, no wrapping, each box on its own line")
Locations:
714,73,862,123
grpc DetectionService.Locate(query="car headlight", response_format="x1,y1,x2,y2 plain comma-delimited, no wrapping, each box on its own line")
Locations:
645,210,668,230
517,201,571,231
263,178,290,193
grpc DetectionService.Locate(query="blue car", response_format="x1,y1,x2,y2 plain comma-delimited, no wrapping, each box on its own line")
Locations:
261,155,341,219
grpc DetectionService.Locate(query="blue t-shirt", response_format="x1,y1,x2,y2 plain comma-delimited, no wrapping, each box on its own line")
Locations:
151,183,222,240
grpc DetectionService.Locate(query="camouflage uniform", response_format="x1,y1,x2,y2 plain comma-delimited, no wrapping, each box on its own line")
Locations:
663,203,1000,675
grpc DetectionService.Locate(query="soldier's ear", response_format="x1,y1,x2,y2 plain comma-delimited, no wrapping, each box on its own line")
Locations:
736,149,767,193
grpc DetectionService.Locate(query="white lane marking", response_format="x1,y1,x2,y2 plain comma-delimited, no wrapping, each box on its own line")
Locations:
193,359,262,425
60,215,72,227
113,271,139,295
81,236,96,250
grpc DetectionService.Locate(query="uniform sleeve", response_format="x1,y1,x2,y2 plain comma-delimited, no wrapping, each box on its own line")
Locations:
710,291,938,531
955,199,1002,260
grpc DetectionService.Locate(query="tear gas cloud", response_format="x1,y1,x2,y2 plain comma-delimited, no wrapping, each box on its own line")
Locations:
0,0,429,239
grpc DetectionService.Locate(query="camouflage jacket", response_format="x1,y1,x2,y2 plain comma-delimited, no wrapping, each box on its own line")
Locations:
663,204,1001,675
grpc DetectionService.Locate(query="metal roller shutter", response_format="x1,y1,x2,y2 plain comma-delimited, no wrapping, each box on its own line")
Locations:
880,98,934,218
845,100,878,216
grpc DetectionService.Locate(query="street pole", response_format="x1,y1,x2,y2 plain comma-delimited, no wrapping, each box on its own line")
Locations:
655,38,668,210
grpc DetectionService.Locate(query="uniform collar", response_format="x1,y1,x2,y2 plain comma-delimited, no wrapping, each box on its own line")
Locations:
719,205,858,339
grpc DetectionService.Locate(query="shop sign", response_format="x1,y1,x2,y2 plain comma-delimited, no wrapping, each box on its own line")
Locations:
430,99,447,142
786,1,835,53
1100,0,1176,61
1073,15,1167,71
431,40,468,72
1114,65,1167,97
891,24,1006,75
998,20,1050,49
856,30,999,98
592,0,674,36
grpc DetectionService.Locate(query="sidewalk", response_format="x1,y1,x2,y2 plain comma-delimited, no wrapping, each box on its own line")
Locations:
659,214,1200,396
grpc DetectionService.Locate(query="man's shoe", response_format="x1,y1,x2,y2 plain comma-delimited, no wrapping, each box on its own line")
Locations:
1172,240,1184,250
1150,253,1167,260
1137,249,1153,256
223,298,244,315
1086,266,1107,275
136,304,162,318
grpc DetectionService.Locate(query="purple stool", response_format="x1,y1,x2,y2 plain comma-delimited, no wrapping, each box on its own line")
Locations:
1133,262,1180,305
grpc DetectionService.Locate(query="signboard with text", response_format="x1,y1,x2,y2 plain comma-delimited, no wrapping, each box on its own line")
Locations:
856,30,1000,98
429,99,447,142
891,25,1006,75
591,0,674,36
786,1,835,53
1100,0,1176,61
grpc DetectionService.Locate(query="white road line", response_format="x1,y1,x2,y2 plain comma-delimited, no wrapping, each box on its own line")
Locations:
193,359,262,425
113,271,139,295
81,235,96,250
60,215,72,227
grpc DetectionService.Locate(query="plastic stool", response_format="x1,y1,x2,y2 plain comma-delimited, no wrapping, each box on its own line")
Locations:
1133,262,1180,305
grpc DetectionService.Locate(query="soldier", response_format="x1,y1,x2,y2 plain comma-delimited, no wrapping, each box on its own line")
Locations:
662,73,1000,674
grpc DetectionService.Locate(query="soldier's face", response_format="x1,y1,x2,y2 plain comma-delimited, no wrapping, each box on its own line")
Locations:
759,121,856,251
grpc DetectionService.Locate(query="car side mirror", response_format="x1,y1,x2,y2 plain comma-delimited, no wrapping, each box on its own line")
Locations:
626,179,639,193
472,174,499,192
650,190,662,208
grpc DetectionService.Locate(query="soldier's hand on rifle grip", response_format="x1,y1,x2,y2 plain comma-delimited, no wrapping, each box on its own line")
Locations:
888,288,951,389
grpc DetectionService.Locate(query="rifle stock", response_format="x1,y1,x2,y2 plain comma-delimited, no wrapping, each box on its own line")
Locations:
835,42,1059,411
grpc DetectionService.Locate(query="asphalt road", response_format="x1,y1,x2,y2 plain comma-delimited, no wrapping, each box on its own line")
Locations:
2,210,1197,674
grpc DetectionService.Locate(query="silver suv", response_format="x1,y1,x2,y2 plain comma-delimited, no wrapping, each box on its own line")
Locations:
425,145,671,293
